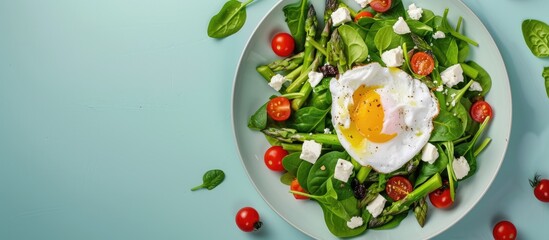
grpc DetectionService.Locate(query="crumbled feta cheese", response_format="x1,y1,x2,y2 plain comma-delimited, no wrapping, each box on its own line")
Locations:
381,46,404,67
407,3,423,20
469,80,483,92
346,216,364,229
421,143,439,164
451,99,456,107
450,93,457,99
366,194,387,218
436,85,444,92
300,140,322,164
323,128,332,134
440,64,464,88
331,7,352,26
268,74,289,91
433,31,446,39
452,156,470,180
308,71,324,88
393,17,411,35
354,0,371,8
334,159,354,183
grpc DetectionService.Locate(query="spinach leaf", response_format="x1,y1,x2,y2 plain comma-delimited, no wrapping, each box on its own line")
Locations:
451,101,469,134
371,211,409,230
430,110,464,142
465,61,492,97
433,37,458,67
280,171,295,186
446,80,473,111
307,151,348,195
295,178,352,221
377,0,405,20
407,19,433,37
374,26,394,54
297,161,313,191
247,102,267,130
420,9,435,25
338,25,369,67
522,19,549,57
282,152,303,176
458,40,470,63
414,144,448,187
283,0,308,52
191,169,225,191
321,197,368,237
207,0,253,38
288,106,331,132
541,67,549,97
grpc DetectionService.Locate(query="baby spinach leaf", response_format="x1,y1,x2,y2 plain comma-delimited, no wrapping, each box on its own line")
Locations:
374,26,394,54
282,152,302,176
297,161,313,191
465,61,492,97
446,80,473,111
321,197,368,237
433,37,459,67
338,25,369,67
283,0,308,52
458,40,470,63
420,9,435,25
541,67,549,97
191,169,225,191
430,110,464,142
280,171,296,186
288,106,331,132
247,102,267,130
371,211,409,230
207,0,253,38
407,20,433,37
451,101,469,133
414,144,448,187
307,151,348,195
377,0,405,20
522,19,549,57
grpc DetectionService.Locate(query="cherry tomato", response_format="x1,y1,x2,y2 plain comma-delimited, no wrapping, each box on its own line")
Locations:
264,146,288,172
266,96,291,121
235,207,262,232
493,220,517,240
271,32,295,57
530,174,549,202
410,51,435,76
370,0,392,13
385,176,413,201
470,100,493,123
354,11,374,22
429,181,454,209
290,179,309,200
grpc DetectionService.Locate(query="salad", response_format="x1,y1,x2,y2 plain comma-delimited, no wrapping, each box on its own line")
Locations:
247,0,493,237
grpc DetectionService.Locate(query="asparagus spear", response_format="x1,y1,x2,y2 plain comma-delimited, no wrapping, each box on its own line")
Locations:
382,173,442,216
261,127,341,145
413,197,428,227
268,52,305,72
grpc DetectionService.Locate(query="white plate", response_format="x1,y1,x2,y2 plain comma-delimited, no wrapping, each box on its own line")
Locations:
232,0,511,239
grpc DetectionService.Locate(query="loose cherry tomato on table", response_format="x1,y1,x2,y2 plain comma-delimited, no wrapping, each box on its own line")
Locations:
529,174,549,202
271,32,295,57
267,96,291,121
470,100,493,123
370,0,392,13
385,176,413,201
410,51,435,76
429,180,454,209
235,207,262,232
264,146,288,172
492,220,517,240
290,179,309,200
354,11,374,22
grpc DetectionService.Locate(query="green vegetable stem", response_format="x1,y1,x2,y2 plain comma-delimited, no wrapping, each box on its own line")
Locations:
262,127,341,145
382,173,442,216
191,169,226,191
207,0,254,39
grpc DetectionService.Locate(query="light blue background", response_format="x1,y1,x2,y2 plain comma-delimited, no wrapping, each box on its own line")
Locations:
0,0,547,239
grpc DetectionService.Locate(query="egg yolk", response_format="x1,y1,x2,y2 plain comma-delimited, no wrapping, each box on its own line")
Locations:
341,85,397,147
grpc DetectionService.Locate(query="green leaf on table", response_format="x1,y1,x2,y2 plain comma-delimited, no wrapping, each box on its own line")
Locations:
207,0,253,38
191,169,225,191
522,19,549,57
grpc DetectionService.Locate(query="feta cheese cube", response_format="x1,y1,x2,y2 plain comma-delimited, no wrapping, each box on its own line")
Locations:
346,216,364,229
268,74,289,91
452,156,470,180
354,0,371,8
393,17,411,35
469,80,483,92
331,7,352,26
334,159,354,183
433,31,446,39
381,46,404,67
421,143,439,164
407,3,423,20
323,128,332,134
440,64,464,88
308,71,324,88
366,194,386,218
300,140,322,164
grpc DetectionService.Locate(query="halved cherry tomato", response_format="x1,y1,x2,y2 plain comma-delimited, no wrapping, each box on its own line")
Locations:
385,176,413,201
290,179,309,200
470,100,493,123
267,96,291,121
354,11,374,22
235,207,262,232
271,32,295,57
410,51,435,76
429,181,454,208
370,0,392,13
264,146,288,172
493,220,517,240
